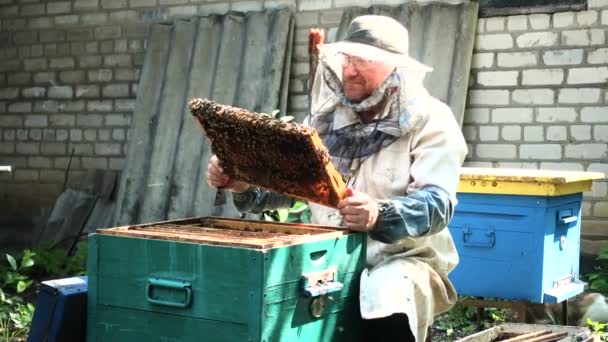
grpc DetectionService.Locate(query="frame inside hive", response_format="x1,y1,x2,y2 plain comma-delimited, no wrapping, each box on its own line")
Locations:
97,217,347,250
188,98,346,208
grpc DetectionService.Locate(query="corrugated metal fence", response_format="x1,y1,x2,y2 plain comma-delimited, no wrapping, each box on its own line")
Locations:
335,1,479,126
113,9,294,226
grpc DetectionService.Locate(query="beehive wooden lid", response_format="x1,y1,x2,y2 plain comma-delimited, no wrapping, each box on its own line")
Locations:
459,167,606,196
189,99,346,208
97,217,348,250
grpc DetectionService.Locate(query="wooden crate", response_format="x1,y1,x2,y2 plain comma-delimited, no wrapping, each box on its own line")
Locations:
87,217,366,342
456,323,593,342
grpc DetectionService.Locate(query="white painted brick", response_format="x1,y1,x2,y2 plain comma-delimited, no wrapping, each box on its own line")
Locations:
583,202,593,217
513,89,554,105
199,3,229,15
520,144,562,159
565,144,608,158
463,161,494,168
168,6,197,17
48,2,72,14
558,89,601,104
547,126,567,141
295,12,319,27
568,67,608,85
264,0,296,10
25,115,48,128
87,100,113,112
529,14,550,30
49,114,75,126
55,15,79,26
507,15,527,31
462,126,477,141
540,162,584,171
231,1,263,13
577,10,599,26
497,162,539,169
562,29,605,46
486,17,504,32
497,52,537,67
502,126,521,141
585,182,608,199
588,48,608,64
95,143,121,156
99,129,111,141
475,34,514,50
48,86,73,99
581,107,608,123
522,69,564,85
464,108,490,124
524,126,544,142
603,9,608,24
471,53,494,69
288,95,308,110
298,0,331,11
8,102,32,113
477,18,486,33
537,107,578,123
553,12,575,28
589,0,608,8
476,144,517,159
22,87,45,98
479,126,499,141
589,163,608,174
70,129,83,141
468,90,510,106
74,0,99,11
543,49,584,65
516,32,558,48
0,88,19,100
594,125,608,141
571,125,592,141
492,108,533,123
81,13,107,25
477,71,518,86
596,202,608,218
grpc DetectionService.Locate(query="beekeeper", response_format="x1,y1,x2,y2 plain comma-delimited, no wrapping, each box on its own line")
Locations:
207,15,468,342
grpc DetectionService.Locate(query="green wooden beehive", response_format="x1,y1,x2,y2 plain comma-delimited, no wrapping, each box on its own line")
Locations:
87,217,366,342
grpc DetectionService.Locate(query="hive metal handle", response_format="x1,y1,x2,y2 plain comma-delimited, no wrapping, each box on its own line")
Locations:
146,277,192,308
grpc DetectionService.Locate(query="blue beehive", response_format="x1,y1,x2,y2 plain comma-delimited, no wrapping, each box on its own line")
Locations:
448,168,605,304
27,276,87,342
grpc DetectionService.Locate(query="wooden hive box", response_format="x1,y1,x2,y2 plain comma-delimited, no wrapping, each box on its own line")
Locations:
87,217,366,342
449,168,605,304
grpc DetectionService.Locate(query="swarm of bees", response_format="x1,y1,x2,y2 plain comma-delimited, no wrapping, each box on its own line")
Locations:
189,98,346,208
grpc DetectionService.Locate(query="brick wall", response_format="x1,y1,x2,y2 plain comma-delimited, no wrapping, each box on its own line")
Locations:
464,1,608,221
0,0,606,227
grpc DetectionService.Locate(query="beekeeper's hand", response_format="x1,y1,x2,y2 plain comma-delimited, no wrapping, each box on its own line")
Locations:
206,155,249,193
337,187,379,231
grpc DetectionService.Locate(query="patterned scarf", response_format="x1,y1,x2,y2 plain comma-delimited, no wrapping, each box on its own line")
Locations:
309,58,428,178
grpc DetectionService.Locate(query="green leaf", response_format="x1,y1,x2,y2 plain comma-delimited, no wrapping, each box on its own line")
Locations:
16,280,32,293
0,289,5,302
277,209,289,222
6,254,17,271
280,116,294,122
290,201,308,214
271,109,280,118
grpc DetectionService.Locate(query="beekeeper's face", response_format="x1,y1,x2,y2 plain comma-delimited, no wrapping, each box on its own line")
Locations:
341,54,394,102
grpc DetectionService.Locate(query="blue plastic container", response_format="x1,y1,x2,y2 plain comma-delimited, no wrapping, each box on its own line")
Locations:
27,276,87,342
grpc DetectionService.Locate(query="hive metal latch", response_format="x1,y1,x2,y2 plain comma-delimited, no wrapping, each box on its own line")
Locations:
302,267,343,297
